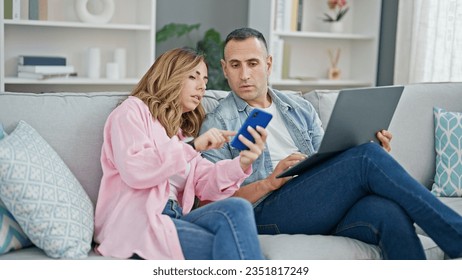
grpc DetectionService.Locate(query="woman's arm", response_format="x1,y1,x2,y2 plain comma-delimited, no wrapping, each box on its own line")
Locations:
106,100,192,189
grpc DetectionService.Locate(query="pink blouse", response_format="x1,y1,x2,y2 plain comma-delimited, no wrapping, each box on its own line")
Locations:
94,96,251,259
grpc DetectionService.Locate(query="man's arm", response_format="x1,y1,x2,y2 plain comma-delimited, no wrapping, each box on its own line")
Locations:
232,152,307,203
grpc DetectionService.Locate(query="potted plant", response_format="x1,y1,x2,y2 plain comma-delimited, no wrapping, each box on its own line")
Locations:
322,0,349,32
156,23,230,91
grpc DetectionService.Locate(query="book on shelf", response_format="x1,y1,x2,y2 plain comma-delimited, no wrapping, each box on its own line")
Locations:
18,55,66,66
275,0,292,31
4,0,29,20
12,0,20,20
18,65,75,74
17,72,76,80
290,0,298,31
271,39,284,80
20,0,29,20
274,0,303,32
28,0,47,20
4,0,13,19
296,0,303,31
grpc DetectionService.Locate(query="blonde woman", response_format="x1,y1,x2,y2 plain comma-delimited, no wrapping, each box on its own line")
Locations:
94,48,266,260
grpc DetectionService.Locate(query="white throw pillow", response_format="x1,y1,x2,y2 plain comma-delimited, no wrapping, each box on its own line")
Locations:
0,121,94,258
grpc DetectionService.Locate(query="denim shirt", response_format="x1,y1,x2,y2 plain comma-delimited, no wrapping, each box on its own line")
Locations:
200,88,324,205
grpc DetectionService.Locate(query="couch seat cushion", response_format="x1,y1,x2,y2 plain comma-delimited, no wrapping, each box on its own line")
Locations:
258,234,382,259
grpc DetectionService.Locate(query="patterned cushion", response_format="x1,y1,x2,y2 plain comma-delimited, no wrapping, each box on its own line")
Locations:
431,107,462,197
0,199,32,254
1,123,31,254
0,121,94,258
0,123,5,140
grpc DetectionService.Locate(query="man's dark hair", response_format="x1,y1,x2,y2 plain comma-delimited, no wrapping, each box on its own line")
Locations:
224,27,268,52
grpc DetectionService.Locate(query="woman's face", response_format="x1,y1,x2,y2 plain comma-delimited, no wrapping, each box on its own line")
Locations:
180,61,208,113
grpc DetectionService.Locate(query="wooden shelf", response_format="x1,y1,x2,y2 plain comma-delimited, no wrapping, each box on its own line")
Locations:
274,31,375,40
4,19,151,31
5,77,139,85
1,0,156,92
248,0,382,92
271,79,372,87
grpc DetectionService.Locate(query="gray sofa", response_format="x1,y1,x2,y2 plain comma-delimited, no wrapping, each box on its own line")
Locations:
1,82,461,260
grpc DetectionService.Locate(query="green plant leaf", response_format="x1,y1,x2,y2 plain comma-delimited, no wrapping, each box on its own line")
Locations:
155,23,201,43
155,24,229,90
336,7,349,21
203,28,222,44
323,13,335,22
197,29,228,90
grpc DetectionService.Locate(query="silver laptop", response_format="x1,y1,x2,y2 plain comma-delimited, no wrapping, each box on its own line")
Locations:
276,85,404,178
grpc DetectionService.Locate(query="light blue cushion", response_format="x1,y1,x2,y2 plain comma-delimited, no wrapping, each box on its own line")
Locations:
431,107,462,197
0,199,32,254
1,123,30,254
0,121,94,258
0,123,5,140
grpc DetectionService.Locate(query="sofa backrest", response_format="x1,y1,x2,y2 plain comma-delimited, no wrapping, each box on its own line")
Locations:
2,83,461,206
0,92,128,205
389,82,462,189
0,90,229,206
304,83,462,189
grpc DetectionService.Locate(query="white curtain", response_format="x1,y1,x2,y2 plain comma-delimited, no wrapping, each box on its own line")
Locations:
394,0,462,84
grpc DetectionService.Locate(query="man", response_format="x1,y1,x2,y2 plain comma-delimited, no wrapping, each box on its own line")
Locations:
199,27,462,259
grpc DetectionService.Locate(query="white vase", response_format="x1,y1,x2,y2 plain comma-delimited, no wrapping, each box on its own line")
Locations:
114,48,126,79
87,47,101,79
329,21,344,33
106,62,119,80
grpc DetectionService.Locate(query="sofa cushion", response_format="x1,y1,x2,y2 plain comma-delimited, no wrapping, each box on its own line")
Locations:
302,90,339,128
0,121,94,259
0,199,32,254
0,123,5,140
389,83,462,189
0,245,113,260
0,92,129,206
258,234,381,259
431,107,462,197
1,124,31,255
202,90,230,113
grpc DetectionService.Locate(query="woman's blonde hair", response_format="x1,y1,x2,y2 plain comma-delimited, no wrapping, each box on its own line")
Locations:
131,48,207,138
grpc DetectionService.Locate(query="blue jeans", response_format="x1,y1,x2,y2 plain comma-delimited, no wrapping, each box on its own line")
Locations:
163,197,264,260
254,143,462,259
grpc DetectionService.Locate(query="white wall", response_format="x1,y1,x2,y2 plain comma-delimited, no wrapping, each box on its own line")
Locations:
155,0,249,57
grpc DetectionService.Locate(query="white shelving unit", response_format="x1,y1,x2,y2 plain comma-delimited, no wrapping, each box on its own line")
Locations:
248,0,382,92
0,0,156,92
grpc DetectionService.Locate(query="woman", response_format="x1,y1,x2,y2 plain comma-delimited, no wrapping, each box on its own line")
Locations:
94,48,267,260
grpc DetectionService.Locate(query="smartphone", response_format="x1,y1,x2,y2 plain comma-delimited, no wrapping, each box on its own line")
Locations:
230,108,273,150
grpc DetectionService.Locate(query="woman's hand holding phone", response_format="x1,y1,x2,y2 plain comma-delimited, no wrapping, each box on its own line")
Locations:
230,109,272,150
238,125,267,171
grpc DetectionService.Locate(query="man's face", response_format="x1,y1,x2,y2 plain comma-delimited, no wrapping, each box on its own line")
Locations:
221,37,273,108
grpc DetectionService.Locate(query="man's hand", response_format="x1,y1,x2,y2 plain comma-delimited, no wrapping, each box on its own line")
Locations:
193,128,236,151
264,153,307,191
376,130,393,152
232,152,306,204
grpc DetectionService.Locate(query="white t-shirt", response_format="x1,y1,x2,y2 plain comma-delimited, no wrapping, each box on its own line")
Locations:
261,103,299,169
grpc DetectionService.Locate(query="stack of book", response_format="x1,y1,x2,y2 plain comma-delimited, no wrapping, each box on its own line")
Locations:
274,0,304,32
17,55,77,80
4,0,48,21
